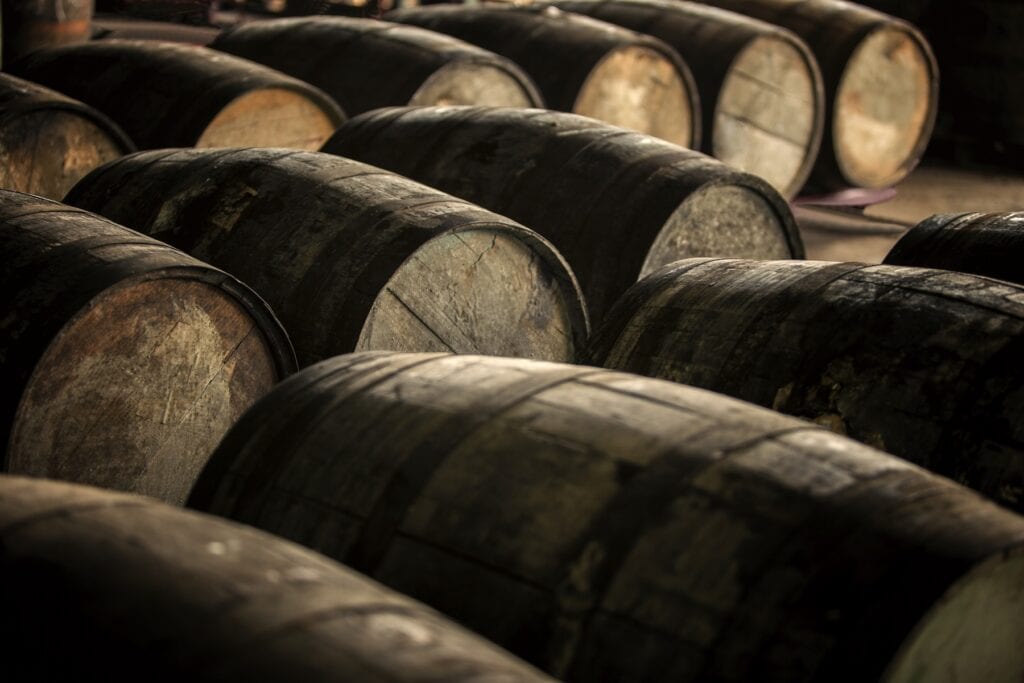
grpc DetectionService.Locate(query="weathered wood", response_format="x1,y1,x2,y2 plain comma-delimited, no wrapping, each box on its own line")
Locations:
67,148,588,366
0,72,134,200
190,351,1024,682
884,212,1024,284
589,257,1024,513
0,475,553,682
212,17,544,115
386,5,700,147
548,0,824,198
322,106,802,323
692,0,938,190
0,190,295,504
2,0,94,64
7,40,346,150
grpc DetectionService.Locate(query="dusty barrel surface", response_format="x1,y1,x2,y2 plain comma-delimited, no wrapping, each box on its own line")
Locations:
212,17,544,115
0,476,553,683
67,148,588,366
589,257,1024,512
0,72,134,200
884,212,1024,285
2,0,94,64
550,0,824,198
0,190,295,505
190,351,1024,683
386,5,700,147
7,40,345,150
323,106,801,323
693,0,937,190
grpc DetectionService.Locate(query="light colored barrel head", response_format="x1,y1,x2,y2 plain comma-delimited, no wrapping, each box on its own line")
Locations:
8,278,281,505
574,44,694,147
197,86,339,150
357,228,582,361
714,34,820,198
834,26,935,188
411,61,539,108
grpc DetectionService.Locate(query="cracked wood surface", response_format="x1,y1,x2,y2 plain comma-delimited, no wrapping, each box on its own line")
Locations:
67,148,588,366
190,351,1024,682
0,191,294,504
589,257,1024,513
0,475,552,682
323,106,802,325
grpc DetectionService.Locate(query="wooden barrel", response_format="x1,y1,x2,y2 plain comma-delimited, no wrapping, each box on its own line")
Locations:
66,148,589,366
692,0,938,190
589,257,1024,513
0,190,295,505
385,5,700,148
7,40,346,150
322,106,802,323
884,212,1024,285
2,0,94,64
549,0,824,199
189,351,1024,682
91,14,221,43
212,17,544,115
0,73,134,200
95,0,212,24
0,475,553,682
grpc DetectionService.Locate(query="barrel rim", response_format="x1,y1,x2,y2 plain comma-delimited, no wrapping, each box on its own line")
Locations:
416,53,547,109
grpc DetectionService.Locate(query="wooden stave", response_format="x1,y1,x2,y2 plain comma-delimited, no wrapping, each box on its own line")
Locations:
65,147,590,366
212,16,545,115
0,474,553,683
188,350,1024,682
7,39,346,149
322,105,802,324
588,257,1024,513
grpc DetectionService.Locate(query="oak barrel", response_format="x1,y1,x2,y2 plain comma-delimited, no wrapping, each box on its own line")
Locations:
386,5,700,147
212,17,544,115
885,212,1024,285
0,475,552,683
2,0,94,64
692,0,938,190
589,257,1024,512
549,0,824,198
190,351,1024,682
7,40,346,150
66,148,588,366
0,190,295,505
323,106,802,323
0,72,134,200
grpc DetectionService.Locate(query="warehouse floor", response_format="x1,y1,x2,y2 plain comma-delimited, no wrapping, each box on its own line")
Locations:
798,160,1024,263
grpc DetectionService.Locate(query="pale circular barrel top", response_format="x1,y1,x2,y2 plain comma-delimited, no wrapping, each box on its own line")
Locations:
197,86,340,149
411,60,538,108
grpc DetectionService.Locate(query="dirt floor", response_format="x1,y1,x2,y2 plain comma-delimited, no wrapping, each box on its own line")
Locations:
797,161,1024,263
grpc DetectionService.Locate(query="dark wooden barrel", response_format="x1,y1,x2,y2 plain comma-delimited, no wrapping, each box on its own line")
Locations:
212,17,544,115
322,106,802,324
385,5,700,148
91,14,221,43
549,0,824,199
692,0,938,190
0,475,552,683
7,40,346,150
0,73,134,200
884,212,1024,284
189,351,1024,683
2,0,94,64
66,148,588,366
588,257,1024,513
94,0,212,24
0,190,295,505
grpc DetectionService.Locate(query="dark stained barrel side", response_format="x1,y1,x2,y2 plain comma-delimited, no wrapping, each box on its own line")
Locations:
67,148,589,366
0,190,295,504
8,40,346,150
0,475,553,683
588,258,1024,513
2,0,94,64
323,106,802,324
0,72,134,200
549,0,824,199
190,351,1024,683
212,17,544,115
386,5,700,148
